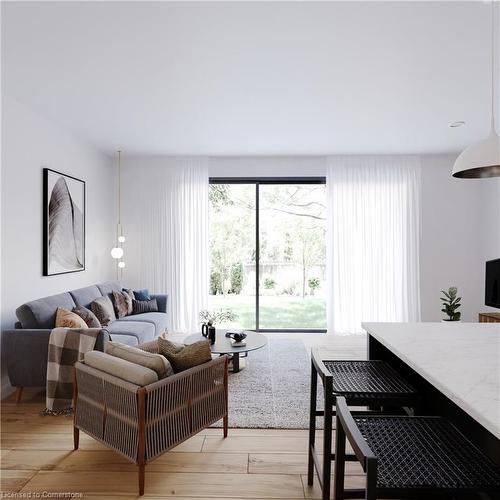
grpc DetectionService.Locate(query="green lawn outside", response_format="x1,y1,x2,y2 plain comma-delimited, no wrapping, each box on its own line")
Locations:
207,294,326,330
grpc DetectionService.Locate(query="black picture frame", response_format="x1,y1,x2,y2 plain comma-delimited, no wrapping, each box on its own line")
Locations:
43,168,86,276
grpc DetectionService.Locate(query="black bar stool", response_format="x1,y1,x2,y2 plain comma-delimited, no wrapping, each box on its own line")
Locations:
333,396,500,500
308,349,420,500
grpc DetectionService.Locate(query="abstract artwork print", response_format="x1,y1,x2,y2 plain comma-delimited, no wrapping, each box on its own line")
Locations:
43,168,85,275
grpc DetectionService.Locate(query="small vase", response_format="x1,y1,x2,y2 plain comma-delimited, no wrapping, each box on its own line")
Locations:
208,325,216,344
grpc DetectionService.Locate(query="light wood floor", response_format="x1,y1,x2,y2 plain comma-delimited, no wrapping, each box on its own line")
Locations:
1,334,367,499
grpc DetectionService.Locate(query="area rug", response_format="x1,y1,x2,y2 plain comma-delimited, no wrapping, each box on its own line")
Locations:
214,338,322,429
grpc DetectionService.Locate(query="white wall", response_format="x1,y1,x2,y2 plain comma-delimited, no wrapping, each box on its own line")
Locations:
209,157,326,177
121,154,498,324
479,177,500,314
1,96,117,394
419,155,484,321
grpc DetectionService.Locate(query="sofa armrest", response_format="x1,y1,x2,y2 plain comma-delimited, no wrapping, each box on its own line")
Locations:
150,294,167,313
1,328,111,387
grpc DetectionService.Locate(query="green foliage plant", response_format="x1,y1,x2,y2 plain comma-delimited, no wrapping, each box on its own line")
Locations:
440,287,461,321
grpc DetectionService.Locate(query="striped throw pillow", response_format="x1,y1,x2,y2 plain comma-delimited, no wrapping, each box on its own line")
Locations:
132,298,158,315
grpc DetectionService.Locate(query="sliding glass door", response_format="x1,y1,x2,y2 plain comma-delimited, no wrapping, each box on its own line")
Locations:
208,178,326,332
208,183,256,330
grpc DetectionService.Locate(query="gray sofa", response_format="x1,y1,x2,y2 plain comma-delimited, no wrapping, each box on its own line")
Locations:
2,281,168,393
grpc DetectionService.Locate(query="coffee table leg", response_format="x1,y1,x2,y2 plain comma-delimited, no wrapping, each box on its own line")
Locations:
232,353,240,373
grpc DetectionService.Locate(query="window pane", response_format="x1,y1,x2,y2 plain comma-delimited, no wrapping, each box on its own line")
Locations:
259,184,326,329
208,184,256,329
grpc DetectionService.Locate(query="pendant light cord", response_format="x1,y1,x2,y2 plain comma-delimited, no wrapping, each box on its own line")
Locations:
491,0,497,132
118,150,122,227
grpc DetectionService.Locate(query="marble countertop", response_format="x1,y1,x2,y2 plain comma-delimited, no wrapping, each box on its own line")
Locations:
362,322,500,439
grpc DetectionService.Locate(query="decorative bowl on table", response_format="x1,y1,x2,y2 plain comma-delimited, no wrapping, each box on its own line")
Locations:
225,330,248,346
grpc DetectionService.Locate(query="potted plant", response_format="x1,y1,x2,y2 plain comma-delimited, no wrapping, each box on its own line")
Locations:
440,287,461,321
199,309,237,344
199,308,237,326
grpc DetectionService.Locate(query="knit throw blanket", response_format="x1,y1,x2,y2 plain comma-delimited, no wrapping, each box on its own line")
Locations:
44,327,100,415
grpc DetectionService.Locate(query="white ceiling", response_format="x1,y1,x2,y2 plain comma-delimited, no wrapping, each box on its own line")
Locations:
2,1,495,156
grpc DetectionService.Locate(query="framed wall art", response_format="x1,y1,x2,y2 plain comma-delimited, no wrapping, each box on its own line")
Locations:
43,168,85,276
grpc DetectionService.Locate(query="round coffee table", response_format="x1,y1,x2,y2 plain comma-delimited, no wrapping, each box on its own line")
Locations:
184,330,267,373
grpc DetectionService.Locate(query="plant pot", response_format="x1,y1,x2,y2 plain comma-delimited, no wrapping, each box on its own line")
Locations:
441,319,462,323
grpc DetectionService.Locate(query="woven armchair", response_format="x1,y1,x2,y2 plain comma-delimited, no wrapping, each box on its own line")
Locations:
73,340,228,495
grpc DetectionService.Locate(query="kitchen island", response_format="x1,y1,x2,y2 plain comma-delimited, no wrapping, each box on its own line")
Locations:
362,322,500,464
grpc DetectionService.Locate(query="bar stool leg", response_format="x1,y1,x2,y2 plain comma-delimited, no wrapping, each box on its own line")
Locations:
322,378,333,500
308,361,318,485
333,413,346,500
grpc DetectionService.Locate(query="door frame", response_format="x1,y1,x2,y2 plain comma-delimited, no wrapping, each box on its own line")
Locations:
209,177,327,333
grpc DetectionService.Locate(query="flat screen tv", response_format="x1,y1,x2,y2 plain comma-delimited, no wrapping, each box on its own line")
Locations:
485,258,500,309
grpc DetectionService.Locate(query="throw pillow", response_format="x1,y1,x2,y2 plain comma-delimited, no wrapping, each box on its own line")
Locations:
73,306,101,328
122,289,134,315
105,341,173,378
133,288,151,301
55,307,88,329
132,298,158,315
158,338,212,373
91,296,116,326
112,290,132,318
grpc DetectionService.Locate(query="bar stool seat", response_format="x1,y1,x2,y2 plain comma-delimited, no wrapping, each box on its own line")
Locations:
334,397,500,499
324,360,418,404
308,351,420,500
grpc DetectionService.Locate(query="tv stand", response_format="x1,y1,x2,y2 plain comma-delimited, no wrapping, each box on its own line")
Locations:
478,312,500,323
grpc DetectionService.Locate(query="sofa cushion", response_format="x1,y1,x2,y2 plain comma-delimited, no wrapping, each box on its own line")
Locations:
97,281,122,296
122,289,135,315
133,288,151,301
16,292,77,329
112,290,132,318
132,298,158,315
70,285,102,308
91,296,116,326
150,293,168,313
107,320,156,344
115,312,167,336
55,307,88,329
73,306,101,328
105,341,173,378
84,351,158,386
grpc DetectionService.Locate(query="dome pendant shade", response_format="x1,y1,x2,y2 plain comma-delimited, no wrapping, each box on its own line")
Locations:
452,131,500,178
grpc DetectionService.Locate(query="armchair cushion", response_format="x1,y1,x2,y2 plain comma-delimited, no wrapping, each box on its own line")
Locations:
159,338,212,373
84,350,158,386
105,341,173,378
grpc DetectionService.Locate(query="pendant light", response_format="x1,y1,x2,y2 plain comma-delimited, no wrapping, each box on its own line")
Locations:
452,1,500,178
110,150,125,278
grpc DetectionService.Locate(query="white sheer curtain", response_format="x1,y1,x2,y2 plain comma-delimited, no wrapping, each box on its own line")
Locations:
326,156,421,334
136,157,209,333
